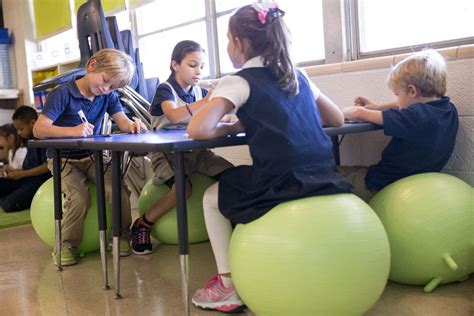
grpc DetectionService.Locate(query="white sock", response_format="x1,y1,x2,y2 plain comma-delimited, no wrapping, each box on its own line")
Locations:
220,275,234,288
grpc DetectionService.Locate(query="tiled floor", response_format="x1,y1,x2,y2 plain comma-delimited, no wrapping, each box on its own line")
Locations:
0,223,472,315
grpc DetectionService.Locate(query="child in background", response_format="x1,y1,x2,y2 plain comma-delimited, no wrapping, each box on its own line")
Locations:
340,49,458,202
0,123,27,170
0,106,50,212
132,40,233,255
187,3,351,312
33,49,146,266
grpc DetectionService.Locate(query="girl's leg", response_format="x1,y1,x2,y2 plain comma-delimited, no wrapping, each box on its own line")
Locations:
193,182,245,313
202,182,233,275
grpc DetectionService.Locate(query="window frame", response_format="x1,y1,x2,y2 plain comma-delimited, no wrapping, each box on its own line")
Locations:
131,0,474,79
345,0,474,60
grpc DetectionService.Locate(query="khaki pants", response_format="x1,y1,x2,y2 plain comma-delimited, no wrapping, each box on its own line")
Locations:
149,150,233,185
48,157,132,248
336,165,376,203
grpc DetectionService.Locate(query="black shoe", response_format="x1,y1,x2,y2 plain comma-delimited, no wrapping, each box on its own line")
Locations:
131,218,153,255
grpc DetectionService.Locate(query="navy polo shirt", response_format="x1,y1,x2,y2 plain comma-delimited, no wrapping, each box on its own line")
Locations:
41,76,124,159
366,97,458,191
149,76,208,116
42,76,123,135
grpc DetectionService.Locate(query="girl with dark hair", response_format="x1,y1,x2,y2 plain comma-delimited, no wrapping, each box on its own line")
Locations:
131,40,233,255
0,124,27,171
188,3,352,312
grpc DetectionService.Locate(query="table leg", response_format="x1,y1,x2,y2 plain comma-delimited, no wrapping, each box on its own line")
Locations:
94,151,110,290
174,152,190,316
111,151,122,299
52,148,63,271
331,135,341,165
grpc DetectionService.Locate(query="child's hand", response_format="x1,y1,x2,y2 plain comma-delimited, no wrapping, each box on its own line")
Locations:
4,164,14,173
130,117,147,134
354,96,377,109
220,114,233,123
225,120,244,135
5,169,25,180
342,106,363,121
76,122,94,137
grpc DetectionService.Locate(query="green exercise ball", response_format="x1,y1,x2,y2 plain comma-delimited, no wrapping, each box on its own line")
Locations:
369,173,474,293
229,194,390,316
138,173,214,244
30,178,112,254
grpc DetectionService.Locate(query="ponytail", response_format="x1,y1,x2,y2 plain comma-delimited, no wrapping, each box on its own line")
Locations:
229,4,298,95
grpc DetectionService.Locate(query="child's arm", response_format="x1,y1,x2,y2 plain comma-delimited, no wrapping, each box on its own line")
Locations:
342,106,384,125
163,90,214,123
354,96,399,111
33,114,95,139
316,93,344,127
111,112,147,133
5,162,49,181
187,97,242,140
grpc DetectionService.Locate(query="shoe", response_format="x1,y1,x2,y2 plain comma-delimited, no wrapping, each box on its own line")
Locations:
108,238,132,257
131,218,153,255
192,275,246,313
52,246,77,266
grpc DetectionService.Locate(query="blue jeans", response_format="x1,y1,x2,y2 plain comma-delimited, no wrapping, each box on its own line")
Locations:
0,177,46,212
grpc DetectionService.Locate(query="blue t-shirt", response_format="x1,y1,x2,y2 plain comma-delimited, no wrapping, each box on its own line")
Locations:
149,76,208,116
41,76,124,159
366,97,458,191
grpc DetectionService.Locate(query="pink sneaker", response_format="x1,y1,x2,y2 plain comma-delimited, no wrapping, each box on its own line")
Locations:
192,275,245,313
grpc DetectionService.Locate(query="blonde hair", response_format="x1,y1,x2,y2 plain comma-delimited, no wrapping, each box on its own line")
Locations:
388,49,447,97
86,49,135,88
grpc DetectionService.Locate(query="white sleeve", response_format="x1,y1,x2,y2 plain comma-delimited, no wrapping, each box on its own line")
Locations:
299,68,321,100
212,75,250,112
9,147,27,169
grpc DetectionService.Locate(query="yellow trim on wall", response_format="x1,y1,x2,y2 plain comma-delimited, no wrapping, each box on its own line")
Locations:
33,0,72,40
74,0,126,14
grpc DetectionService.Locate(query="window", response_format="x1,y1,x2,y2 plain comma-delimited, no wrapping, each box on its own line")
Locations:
135,0,208,80
355,0,474,57
215,0,325,74
276,0,325,65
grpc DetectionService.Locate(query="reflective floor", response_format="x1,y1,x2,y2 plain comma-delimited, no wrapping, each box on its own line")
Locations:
0,223,472,315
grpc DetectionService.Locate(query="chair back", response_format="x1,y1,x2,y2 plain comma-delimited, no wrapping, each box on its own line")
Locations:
105,16,125,52
77,0,115,67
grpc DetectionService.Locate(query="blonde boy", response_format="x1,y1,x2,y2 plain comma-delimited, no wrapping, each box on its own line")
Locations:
340,50,458,202
34,49,146,265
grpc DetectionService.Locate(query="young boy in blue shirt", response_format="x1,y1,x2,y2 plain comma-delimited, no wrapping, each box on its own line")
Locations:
0,106,50,212
340,50,458,202
33,49,146,266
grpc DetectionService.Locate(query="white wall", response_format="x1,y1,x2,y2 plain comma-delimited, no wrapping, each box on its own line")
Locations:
215,52,474,186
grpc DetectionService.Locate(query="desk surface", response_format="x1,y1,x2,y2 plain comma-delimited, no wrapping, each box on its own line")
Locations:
29,122,382,151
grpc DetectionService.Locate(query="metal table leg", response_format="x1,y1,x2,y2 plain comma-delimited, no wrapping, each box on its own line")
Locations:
174,152,190,316
111,151,123,298
94,150,110,290
52,148,63,271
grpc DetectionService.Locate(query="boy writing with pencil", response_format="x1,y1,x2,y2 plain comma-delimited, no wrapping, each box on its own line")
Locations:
34,49,146,266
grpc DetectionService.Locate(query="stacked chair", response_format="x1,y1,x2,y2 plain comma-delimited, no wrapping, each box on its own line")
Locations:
33,0,156,198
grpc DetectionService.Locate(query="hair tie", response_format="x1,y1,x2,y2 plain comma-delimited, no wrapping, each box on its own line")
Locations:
251,1,285,26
